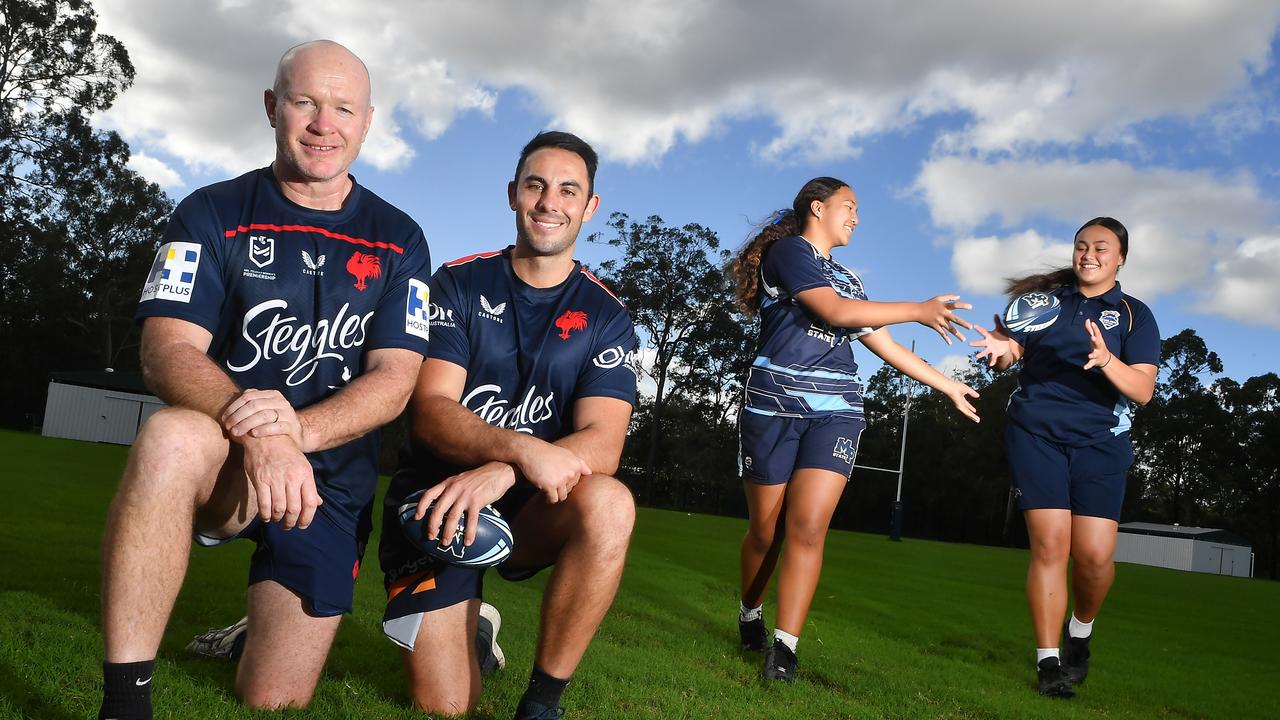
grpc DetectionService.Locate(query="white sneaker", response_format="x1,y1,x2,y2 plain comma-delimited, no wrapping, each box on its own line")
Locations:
476,602,505,677
185,616,248,661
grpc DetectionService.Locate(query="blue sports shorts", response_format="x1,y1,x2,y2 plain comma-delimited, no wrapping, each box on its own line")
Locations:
193,503,368,617
738,409,866,485
1005,421,1134,521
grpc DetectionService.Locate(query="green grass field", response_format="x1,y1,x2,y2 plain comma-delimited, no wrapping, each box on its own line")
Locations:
1,429,1276,719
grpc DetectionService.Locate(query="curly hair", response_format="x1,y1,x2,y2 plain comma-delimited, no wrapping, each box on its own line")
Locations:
1004,217,1129,296
731,176,849,315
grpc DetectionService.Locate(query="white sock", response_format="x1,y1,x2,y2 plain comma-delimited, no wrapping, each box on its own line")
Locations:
1036,647,1060,665
774,628,799,653
739,602,762,623
1068,614,1093,639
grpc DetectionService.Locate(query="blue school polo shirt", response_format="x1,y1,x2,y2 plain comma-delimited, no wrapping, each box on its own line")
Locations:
1005,283,1160,447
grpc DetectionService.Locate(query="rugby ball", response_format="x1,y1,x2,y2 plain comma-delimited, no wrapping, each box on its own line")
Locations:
1004,292,1061,333
398,489,514,568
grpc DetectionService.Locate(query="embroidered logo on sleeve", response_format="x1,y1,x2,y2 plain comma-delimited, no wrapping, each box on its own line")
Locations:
139,242,201,303
406,279,430,340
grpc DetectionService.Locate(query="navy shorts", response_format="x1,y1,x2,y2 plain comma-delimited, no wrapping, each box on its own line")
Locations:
1005,421,1134,521
379,466,546,650
193,504,369,617
738,409,866,485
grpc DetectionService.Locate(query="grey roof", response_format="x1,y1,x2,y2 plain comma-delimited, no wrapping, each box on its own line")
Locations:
1119,522,1251,547
49,370,152,395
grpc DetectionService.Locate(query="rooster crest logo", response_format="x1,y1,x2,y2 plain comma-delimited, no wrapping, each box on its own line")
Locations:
554,310,589,339
346,252,381,291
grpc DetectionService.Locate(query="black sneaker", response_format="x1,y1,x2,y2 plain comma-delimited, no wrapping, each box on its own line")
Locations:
513,699,565,720
1062,630,1091,686
763,639,798,682
476,602,506,678
1037,656,1075,698
739,617,767,653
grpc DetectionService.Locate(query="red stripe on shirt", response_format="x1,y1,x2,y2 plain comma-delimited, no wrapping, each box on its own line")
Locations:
581,268,624,306
224,223,404,254
445,250,503,267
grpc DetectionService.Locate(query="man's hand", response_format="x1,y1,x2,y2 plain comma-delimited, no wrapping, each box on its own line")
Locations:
915,295,973,345
515,442,592,504
414,461,518,548
242,435,321,530
222,388,308,451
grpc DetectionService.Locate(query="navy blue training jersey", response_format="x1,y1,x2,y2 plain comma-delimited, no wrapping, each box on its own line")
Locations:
401,248,638,484
135,167,432,533
1006,283,1160,447
744,235,874,419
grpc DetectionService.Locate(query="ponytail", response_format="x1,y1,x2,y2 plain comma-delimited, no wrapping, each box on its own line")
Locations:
731,211,803,315
731,176,850,316
1004,268,1076,297
1004,217,1130,297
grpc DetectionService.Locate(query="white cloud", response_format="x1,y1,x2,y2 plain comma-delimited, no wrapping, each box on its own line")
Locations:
932,353,976,382
1205,236,1280,328
93,0,1280,174
951,230,1072,296
916,157,1280,324
127,152,183,189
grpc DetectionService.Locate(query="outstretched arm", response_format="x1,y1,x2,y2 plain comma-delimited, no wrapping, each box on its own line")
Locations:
795,287,973,344
969,314,1024,371
859,327,981,423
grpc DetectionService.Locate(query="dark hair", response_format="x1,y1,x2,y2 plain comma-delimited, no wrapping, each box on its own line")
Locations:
513,131,599,196
731,176,849,315
1004,216,1130,296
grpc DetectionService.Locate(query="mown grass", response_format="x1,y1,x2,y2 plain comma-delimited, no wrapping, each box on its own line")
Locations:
1,429,1276,719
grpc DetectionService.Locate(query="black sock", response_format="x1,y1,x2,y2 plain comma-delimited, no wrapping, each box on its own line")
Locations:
99,660,155,720
520,664,570,709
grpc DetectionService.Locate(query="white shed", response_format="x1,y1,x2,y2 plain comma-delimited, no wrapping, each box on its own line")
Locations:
42,371,165,445
1116,522,1253,578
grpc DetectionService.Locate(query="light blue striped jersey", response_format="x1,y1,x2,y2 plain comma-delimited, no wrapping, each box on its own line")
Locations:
744,236,873,418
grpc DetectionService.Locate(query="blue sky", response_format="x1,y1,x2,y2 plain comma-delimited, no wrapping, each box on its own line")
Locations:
94,1,1280,384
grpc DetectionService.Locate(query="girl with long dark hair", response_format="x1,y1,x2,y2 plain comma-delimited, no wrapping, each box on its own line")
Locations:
731,176,981,681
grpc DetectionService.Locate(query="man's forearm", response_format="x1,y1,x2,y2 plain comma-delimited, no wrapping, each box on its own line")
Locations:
412,394,533,467
142,341,241,419
297,359,418,452
552,429,623,477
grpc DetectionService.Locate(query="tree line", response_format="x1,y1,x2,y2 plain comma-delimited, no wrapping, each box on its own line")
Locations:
4,2,1275,580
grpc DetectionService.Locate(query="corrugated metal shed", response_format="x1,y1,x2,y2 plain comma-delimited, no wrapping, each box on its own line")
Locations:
42,371,165,446
1116,522,1253,578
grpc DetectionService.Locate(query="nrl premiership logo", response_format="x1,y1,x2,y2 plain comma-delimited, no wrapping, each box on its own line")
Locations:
249,235,274,268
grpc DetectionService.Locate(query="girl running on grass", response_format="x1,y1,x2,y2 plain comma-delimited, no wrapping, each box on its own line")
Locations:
730,176,980,681
969,217,1159,697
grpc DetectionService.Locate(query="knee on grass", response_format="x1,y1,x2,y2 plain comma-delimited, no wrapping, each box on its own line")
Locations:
410,687,477,718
